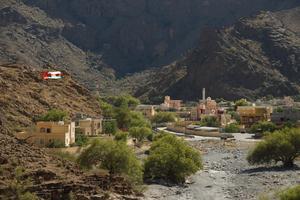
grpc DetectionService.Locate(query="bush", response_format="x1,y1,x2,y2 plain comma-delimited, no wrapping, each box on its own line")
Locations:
103,120,117,135
225,123,240,133
129,127,153,144
279,185,300,200
46,140,65,148
247,128,300,168
249,121,277,138
75,130,88,146
151,112,176,124
78,139,143,185
200,116,220,127
114,131,129,142
144,134,202,183
37,109,68,122
234,98,249,110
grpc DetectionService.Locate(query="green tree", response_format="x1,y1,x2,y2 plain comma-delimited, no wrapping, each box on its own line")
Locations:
114,131,129,142
78,139,143,185
224,123,240,133
234,98,249,110
200,116,220,127
103,120,117,135
75,129,88,146
129,111,151,128
247,128,300,168
228,111,241,124
99,99,114,118
129,127,152,143
144,134,202,183
151,112,176,124
250,121,277,138
38,109,68,122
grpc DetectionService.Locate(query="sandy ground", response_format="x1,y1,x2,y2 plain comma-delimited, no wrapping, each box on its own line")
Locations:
144,139,300,200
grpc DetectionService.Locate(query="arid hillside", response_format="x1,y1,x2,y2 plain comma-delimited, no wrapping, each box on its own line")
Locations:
124,7,300,101
0,64,102,131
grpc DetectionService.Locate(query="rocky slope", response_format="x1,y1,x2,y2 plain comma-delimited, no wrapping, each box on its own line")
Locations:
20,0,300,74
0,63,102,132
128,7,300,101
0,130,141,200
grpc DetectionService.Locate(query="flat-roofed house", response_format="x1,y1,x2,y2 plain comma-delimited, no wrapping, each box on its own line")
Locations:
237,106,272,128
161,96,182,111
76,118,102,136
136,105,156,118
16,121,75,147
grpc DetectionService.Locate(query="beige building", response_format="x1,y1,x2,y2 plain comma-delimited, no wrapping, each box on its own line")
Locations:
161,96,182,111
16,121,75,147
136,105,156,118
76,118,102,136
237,106,272,127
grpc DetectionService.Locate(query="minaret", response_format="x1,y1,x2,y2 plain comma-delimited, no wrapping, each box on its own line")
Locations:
202,88,206,101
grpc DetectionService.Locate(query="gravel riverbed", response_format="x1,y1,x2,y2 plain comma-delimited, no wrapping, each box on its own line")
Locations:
144,140,300,200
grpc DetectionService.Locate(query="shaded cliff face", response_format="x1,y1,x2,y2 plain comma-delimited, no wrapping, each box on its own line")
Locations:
166,7,300,100
20,0,300,74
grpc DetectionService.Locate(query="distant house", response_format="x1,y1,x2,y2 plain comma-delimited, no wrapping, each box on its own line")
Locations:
75,117,103,136
16,121,75,147
237,106,272,128
161,96,182,111
271,107,300,125
136,105,156,118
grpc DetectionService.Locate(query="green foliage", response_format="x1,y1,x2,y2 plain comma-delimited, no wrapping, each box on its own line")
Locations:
249,121,277,138
78,139,143,185
114,108,150,130
46,140,65,148
234,98,249,110
104,95,140,108
224,123,240,133
279,185,300,200
275,107,284,113
247,128,300,167
103,120,117,135
114,131,129,142
151,112,176,124
129,111,151,128
144,134,202,183
99,99,114,118
228,111,241,124
200,116,220,127
38,109,68,122
7,167,38,200
129,127,152,143
75,130,88,146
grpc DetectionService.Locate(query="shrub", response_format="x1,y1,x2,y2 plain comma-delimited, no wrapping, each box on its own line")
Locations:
75,130,88,146
51,150,76,163
114,131,129,142
200,116,220,127
249,121,277,138
103,120,117,135
225,123,240,133
129,127,152,144
151,112,176,124
247,128,300,168
46,140,65,148
234,98,249,110
38,109,68,122
144,134,202,183
279,185,300,200
78,139,143,185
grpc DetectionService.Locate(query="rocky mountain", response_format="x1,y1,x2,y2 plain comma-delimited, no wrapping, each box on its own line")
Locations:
126,7,300,101
0,63,102,132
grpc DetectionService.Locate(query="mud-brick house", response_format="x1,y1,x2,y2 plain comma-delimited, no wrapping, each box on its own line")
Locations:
271,107,300,125
136,105,156,118
161,96,182,111
75,117,103,136
237,106,272,128
16,121,75,147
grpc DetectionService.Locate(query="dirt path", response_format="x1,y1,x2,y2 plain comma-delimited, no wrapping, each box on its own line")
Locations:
144,140,300,200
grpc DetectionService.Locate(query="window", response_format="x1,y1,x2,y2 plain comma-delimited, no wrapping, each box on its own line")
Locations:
46,128,51,133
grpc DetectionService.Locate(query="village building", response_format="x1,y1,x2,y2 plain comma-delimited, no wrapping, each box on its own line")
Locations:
271,107,300,125
16,121,75,147
237,106,272,128
136,105,156,118
160,96,182,111
75,117,103,136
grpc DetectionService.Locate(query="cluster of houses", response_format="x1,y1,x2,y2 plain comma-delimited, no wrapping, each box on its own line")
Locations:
16,114,103,147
